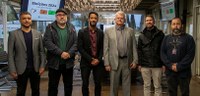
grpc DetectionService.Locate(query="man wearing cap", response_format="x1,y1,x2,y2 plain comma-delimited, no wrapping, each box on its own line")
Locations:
43,8,77,96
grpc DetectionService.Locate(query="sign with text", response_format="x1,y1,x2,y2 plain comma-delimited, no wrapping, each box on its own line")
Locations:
21,0,64,21
161,1,176,21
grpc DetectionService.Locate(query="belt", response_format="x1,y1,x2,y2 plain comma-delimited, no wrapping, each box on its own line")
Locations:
119,56,127,59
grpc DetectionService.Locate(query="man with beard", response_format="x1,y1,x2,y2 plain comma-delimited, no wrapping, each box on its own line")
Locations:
137,14,165,96
78,12,104,96
104,11,138,96
160,17,195,96
8,11,46,96
43,8,77,96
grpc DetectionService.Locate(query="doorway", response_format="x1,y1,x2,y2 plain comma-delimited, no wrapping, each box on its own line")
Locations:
194,5,200,77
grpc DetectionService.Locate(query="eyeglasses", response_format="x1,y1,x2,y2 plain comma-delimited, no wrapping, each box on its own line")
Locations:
56,14,66,17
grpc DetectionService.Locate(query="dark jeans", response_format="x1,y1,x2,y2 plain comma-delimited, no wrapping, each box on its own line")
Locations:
167,74,191,96
48,64,73,96
16,68,40,96
81,64,104,96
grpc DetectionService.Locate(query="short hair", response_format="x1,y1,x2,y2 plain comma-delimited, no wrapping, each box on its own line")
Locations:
115,11,125,19
88,12,98,18
170,17,182,25
19,11,31,18
145,14,155,22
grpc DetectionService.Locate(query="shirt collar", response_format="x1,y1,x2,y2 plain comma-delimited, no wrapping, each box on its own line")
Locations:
89,27,97,33
116,25,125,31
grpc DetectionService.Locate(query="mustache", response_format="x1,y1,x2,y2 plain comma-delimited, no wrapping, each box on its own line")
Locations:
147,23,153,24
172,28,183,35
58,19,67,23
90,22,96,25
173,28,181,32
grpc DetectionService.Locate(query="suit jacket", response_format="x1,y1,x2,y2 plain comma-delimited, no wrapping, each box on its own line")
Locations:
78,27,104,67
8,29,46,75
104,26,138,70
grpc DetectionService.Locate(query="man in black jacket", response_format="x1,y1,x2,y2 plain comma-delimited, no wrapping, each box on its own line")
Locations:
78,12,104,96
138,14,165,96
43,8,77,96
161,17,195,96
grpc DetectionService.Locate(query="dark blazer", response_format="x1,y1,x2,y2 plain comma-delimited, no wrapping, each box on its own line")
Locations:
43,21,77,70
8,29,46,75
78,27,104,67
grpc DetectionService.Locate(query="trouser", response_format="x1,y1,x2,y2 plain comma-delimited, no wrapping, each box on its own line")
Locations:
48,64,73,96
141,67,162,96
110,58,131,96
16,68,40,96
167,74,191,96
81,64,104,96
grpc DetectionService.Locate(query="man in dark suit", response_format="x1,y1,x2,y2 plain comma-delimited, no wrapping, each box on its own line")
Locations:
43,8,77,96
8,11,46,96
78,12,104,96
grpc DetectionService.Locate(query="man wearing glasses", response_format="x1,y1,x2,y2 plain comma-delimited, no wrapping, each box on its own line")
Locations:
43,8,77,96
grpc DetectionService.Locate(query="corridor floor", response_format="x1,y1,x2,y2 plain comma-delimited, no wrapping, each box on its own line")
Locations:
2,70,200,96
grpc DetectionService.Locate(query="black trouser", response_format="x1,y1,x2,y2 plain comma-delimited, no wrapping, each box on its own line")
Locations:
16,68,40,96
48,64,73,96
167,74,191,96
81,64,104,96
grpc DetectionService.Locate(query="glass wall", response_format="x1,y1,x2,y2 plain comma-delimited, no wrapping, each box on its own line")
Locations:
70,12,145,34
0,0,20,52
70,13,82,32
194,5,200,77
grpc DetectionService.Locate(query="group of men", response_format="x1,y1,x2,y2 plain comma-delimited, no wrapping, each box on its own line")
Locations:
8,8,195,96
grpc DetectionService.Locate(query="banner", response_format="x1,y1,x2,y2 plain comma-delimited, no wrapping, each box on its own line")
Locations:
161,1,176,21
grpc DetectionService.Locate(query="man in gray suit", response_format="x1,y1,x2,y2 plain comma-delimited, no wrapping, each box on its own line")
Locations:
104,11,138,96
8,11,46,96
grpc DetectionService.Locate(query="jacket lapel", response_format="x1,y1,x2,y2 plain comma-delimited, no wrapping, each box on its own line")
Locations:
32,30,35,51
18,30,27,50
113,26,117,47
96,29,100,49
85,28,91,45
124,27,129,46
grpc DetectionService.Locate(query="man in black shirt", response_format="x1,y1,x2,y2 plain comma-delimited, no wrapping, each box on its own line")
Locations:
8,11,46,96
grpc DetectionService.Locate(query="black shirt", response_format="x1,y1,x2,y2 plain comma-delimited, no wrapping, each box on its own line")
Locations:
22,31,33,69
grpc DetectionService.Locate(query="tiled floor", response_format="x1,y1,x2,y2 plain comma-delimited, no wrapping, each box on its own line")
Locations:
2,70,200,96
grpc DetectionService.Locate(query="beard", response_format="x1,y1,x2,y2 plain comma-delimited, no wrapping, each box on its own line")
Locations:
172,28,182,36
21,23,32,28
146,25,154,30
90,22,97,27
58,20,66,24
57,18,67,25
